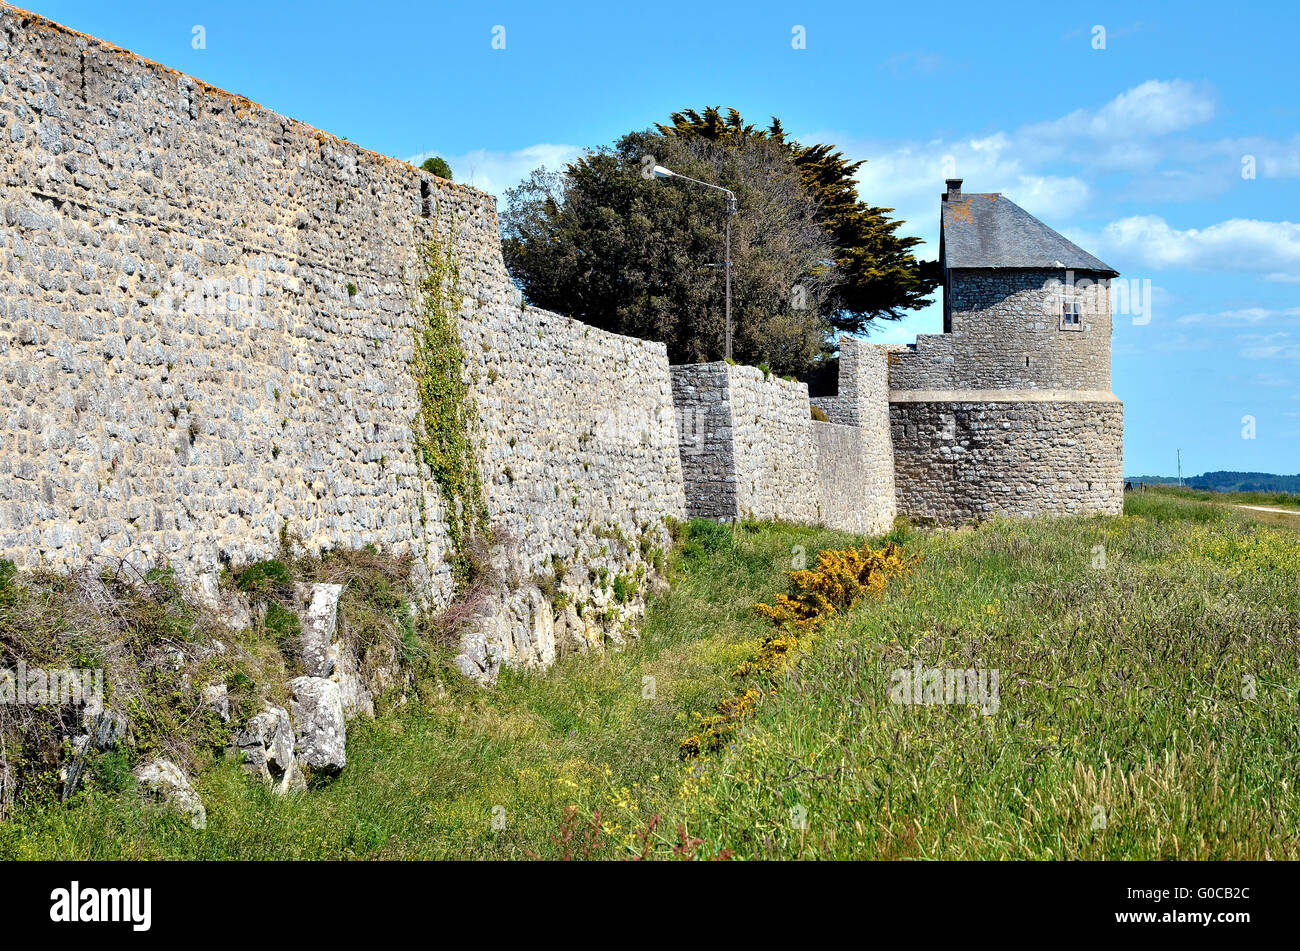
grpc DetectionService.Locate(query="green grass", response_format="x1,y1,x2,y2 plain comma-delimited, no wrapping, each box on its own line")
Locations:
659,494,1300,859
1142,483,1300,510
0,521,859,859
4,498,1298,860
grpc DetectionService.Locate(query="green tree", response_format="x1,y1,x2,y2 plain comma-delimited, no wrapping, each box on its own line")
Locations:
502,129,839,373
502,109,938,373
420,156,453,180
657,107,939,333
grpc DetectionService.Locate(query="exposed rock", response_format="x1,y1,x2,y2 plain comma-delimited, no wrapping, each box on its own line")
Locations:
233,705,303,794
555,604,589,656
453,653,486,683
296,582,342,678
196,571,252,630
201,683,230,722
89,709,132,750
79,694,132,751
289,676,346,774
59,735,91,798
292,582,374,718
331,642,374,719
133,758,206,829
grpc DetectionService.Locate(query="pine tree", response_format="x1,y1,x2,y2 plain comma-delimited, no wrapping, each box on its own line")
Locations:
658,107,939,332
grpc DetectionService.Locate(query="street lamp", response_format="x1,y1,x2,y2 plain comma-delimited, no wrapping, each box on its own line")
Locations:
653,165,737,362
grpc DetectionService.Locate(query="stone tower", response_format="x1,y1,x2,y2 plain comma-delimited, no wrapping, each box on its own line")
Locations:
887,180,1124,523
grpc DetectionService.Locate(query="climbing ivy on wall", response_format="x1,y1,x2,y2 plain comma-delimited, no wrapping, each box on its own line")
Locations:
410,226,488,586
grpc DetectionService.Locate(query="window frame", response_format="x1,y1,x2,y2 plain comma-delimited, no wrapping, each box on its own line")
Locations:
1059,297,1084,332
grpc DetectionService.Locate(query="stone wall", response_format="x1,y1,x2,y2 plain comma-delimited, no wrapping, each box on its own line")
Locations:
890,397,1124,523
0,5,685,679
458,303,686,680
727,365,820,523
0,5,452,597
671,362,818,524
888,269,1112,392
811,421,868,530
888,268,1123,524
669,363,736,519
670,340,896,536
812,338,896,533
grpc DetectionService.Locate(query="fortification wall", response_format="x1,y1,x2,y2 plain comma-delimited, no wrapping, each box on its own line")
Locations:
0,5,684,678
671,340,896,535
890,397,1124,523
888,269,1112,391
669,363,736,519
459,303,685,679
727,365,820,523
811,421,869,530
813,338,896,533
671,362,817,524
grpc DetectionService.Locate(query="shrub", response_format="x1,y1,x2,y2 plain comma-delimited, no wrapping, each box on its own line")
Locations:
420,156,453,180
263,601,301,651
0,558,16,607
682,519,734,560
810,405,829,422
611,574,637,604
234,560,295,599
680,540,917,758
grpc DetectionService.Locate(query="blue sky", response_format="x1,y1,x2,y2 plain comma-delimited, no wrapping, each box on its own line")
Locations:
29,0,1300,475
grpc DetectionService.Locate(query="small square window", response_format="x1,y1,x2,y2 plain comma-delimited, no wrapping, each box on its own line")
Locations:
1060,299,1083,331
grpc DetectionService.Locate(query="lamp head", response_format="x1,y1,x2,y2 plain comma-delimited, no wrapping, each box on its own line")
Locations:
652,165,675,179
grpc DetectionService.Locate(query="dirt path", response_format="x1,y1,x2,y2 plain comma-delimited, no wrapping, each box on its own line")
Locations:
1236,504,1300,516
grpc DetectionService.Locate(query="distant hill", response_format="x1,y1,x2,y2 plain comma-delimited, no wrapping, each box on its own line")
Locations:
1126,471,1300,494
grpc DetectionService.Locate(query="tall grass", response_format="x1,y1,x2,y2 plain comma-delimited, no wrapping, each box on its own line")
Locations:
1142,483,1300,510
3,498,1297,860
0,521,858,859
659,499,1300,858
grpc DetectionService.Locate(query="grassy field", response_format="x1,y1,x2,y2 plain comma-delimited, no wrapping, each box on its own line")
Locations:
1140,483,1300,511
3,490,1298,859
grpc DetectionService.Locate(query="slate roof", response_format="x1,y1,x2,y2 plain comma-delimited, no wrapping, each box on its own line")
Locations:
942,192,1118,276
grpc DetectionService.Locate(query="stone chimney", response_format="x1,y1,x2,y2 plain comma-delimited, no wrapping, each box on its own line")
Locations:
944,178,963,201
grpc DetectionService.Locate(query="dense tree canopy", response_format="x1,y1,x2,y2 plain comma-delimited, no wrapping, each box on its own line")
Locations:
658,108,940,332
501,109,938,374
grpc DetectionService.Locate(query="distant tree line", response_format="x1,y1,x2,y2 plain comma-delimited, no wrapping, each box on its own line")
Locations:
1127,471,1300,493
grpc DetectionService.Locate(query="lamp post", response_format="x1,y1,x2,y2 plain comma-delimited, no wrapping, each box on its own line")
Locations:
653,165,737,361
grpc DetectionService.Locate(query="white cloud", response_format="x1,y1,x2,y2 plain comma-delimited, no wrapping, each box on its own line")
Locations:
1021,80,1215,151
1238,332,1300,361
406,144,584,197
848,142,1090,257
1182,133,1300,179
1177,306,1300,325
881,51,948,75
813,79,1217,256
1011,175,1091,218
1094,216,1300,277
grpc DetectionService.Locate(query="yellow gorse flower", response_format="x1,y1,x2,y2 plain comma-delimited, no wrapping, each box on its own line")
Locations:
680,541,917,759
